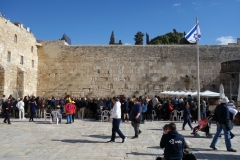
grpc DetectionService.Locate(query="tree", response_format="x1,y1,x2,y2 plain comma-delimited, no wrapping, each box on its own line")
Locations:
148,29,193,45
146,33,150,45
134,31,144,45
109,31,115,45
119,40,122,45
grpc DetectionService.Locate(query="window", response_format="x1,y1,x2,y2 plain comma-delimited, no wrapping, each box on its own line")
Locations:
32,60,34,68
31,46,33,53
20,56,23,64
14,34,17,43
7,51,11,62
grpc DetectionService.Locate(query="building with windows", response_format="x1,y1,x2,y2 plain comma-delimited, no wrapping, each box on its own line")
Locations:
0,17,39,97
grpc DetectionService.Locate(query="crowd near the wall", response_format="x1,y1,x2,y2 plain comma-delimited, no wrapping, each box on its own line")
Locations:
0,94,213,123
0,94,239,159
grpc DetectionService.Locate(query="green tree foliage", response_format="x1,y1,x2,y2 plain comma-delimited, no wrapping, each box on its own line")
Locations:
134,31,144,45
109,31,115,45
148,29,191,45
146,33,150,45
119,40,122,45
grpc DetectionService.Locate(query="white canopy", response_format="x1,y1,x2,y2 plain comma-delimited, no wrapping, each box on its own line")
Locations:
160,90,220,97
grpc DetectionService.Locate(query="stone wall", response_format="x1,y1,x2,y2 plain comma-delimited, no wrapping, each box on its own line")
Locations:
0,17,38,97
37,40,240,98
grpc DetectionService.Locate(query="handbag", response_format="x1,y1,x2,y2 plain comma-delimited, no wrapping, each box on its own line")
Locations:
168,104,173,111
225,120,233,130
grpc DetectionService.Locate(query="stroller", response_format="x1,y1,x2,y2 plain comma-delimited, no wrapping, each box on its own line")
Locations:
191,116,213,138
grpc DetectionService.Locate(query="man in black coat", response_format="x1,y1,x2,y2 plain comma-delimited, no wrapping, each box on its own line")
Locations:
160,123,187,160
3,99,12,124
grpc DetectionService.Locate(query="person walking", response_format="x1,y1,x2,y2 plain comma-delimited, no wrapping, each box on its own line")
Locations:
16,98,25,119
189,100,197,123
3,99,12,124
182,102,193,130
129,98,142,139
107,97,127,143
210,97,236,152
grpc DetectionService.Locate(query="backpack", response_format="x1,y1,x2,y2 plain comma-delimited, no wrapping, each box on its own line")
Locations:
143,105,147,112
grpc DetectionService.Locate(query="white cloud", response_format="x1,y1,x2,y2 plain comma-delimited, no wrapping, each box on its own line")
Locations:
216,36,236,45
173,3,181,7
124,43,131,45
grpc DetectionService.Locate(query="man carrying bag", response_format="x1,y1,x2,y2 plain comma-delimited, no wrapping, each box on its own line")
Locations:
210,97,236,152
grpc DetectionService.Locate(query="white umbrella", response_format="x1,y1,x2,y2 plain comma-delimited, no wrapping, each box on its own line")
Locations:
201,90,220,97
220,84,225,98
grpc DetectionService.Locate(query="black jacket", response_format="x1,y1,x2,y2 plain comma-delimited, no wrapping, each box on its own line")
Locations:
214,103,230,124
160,130,186,160
3,102,12,113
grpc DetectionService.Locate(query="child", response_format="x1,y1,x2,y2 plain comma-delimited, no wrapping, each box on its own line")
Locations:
162,124,170,135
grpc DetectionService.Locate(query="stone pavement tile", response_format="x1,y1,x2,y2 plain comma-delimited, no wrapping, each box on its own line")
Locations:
1,118,239,159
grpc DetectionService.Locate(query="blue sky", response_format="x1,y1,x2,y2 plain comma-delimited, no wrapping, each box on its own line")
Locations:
0,0,239,45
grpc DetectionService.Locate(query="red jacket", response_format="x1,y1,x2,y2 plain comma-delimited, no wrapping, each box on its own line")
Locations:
65,103,74,114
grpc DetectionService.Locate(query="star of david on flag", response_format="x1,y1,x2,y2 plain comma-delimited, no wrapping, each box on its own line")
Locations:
185,22,201,43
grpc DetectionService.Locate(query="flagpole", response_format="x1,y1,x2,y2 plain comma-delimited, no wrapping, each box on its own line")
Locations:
196,17,201,121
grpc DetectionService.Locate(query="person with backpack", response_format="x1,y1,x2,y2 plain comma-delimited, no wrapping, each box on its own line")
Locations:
65,99,74,124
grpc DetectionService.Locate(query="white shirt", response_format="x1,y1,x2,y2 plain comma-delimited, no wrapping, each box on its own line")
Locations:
110,101,121,119
16,101,25,110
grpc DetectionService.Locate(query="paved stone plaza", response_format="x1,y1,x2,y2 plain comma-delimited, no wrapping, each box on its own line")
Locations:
0,118,239,160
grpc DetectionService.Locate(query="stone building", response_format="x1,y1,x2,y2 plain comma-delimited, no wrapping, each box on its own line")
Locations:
0,17,39,98
1,15,240,99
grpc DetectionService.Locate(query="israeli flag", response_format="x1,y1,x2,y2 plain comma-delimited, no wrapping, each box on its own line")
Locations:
185,22,201,43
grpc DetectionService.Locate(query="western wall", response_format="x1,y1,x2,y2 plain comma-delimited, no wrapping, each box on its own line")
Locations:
0,16,39,98
37,40,240,98
1,15,240,99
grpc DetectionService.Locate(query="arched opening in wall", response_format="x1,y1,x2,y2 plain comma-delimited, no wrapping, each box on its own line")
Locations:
31,46,33,53
16,67,24,98
14,34,17,43
0,65,5,97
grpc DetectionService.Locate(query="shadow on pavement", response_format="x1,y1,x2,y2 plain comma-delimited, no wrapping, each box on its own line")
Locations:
52,139,107,143
82,134,111,139
147,128,162,131
194,153,240,159
147,146,161,149
126,152,158,156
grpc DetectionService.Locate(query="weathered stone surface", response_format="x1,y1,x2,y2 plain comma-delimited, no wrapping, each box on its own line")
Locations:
0,17,38,97
37,40,240,98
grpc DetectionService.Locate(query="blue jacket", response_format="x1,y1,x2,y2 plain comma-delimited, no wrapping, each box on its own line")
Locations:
183,106,191,119
160,130,186,160
30,102,37,113
129,103,142,121
214,103,230,124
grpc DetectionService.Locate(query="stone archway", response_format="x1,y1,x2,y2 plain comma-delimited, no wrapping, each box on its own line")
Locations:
0,65,5,97
16,67,25,98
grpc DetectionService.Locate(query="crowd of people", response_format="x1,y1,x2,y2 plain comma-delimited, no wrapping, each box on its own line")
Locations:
1,93,238,159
